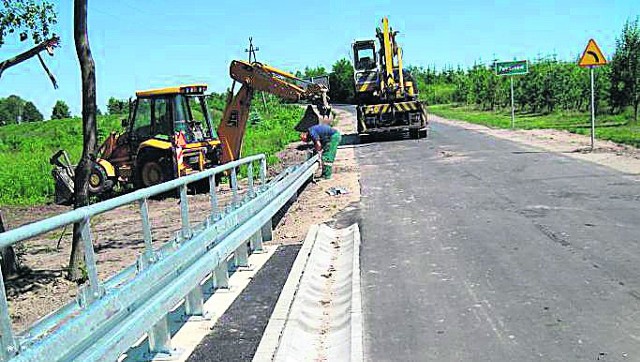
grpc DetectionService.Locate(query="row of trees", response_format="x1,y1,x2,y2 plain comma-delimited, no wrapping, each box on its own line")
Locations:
295,58,355,104
411,19,640,121
0,95,72,124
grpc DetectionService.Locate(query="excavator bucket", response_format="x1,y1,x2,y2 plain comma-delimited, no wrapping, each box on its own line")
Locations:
294,105,332,132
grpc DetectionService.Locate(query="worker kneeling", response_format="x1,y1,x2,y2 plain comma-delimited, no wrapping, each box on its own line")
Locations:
301,124,341,179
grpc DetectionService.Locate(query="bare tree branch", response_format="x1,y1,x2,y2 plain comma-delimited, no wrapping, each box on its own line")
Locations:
0,35,59,78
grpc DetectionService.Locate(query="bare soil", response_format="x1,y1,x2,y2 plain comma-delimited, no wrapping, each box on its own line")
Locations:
271,108,360,245
0,108,361,334
431,114,640,175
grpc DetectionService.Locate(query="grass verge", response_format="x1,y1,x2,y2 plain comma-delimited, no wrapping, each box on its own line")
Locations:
0,102,302,206
429,104,640,147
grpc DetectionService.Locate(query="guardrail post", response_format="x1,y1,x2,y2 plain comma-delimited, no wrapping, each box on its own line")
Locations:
247,163,255,198
0,267,17,361
138,198,154,265
230,167,239,206
179,185,190,239
250,230,264,253
209,174,219,220
234,242,249,268
214,263,229,289
260,157,267,188
147,316,177,359
184,284,205,318
80,216,102,303
261,219,273,243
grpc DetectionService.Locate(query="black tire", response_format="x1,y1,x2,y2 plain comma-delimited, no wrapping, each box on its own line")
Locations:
418,129,428,138
409,129,420,139
356,107,364,134
88,162,108,195
136,153,173,189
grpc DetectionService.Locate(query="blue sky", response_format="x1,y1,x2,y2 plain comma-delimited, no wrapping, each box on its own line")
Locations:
0,0,638,117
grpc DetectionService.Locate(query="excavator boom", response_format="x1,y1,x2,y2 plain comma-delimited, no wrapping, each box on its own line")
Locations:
217,60,330,164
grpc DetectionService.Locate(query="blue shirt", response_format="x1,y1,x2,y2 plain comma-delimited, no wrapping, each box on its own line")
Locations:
308,124,336,144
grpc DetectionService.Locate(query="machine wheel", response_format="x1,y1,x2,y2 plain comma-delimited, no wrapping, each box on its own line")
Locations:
136,154,173,189
418,129,428,138
409,129,420,139
88,162,109,195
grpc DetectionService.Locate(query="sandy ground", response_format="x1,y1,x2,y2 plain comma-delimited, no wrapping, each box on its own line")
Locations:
0,108,361,334
271,108,360,245
431,114,640,175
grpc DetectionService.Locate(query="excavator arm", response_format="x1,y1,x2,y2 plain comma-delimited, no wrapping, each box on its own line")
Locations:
217,60,330,163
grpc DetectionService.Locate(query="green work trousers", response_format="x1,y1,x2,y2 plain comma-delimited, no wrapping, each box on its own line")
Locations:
321,132,341,179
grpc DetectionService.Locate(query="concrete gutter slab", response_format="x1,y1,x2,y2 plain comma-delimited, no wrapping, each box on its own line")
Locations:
253,224,362,362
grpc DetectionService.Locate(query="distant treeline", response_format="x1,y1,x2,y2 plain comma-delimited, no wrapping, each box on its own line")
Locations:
410,18,640,121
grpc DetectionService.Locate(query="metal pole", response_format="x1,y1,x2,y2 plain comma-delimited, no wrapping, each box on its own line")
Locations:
179,185,190,239
590,67,596,150
510,76,515,129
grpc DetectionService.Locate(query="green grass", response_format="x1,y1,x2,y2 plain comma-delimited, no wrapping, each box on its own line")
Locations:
429,104,640,147
0,102,301,206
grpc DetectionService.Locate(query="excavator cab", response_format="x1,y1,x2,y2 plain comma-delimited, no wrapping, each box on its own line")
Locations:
353,40,379,104
353,40,377,71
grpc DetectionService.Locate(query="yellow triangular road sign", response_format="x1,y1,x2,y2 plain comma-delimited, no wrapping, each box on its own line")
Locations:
578,39,607,67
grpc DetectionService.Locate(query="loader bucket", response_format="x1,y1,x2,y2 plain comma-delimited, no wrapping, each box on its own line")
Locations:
50,150,75,205
294,105,332,132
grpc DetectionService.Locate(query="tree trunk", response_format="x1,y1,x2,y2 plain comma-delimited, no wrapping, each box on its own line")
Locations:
68,0,97,282
0,212,20,280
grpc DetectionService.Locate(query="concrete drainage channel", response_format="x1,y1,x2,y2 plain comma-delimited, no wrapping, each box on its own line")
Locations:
254,223,363,362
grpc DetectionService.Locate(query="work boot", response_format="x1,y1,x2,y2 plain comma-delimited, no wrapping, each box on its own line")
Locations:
322,164,333,179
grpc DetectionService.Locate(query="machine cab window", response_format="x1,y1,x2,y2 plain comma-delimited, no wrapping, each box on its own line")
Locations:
132,98,151,139
353,41,377,71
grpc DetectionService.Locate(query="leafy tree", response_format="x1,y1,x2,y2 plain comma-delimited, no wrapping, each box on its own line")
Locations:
610,18,640,121
0,0,56,45
0,0,57,281
302,66,327,79
51,99,69,119
0,94,23,123
107,97,127,115
22,100,42,121
329,58,354,104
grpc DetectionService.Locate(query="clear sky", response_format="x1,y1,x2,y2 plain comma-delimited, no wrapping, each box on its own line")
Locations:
0,0,638,117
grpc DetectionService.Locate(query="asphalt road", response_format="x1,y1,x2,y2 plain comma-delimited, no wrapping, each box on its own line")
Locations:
356,112,640,361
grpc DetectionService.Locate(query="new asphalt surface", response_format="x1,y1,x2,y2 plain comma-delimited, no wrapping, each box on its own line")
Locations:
356,112,640,361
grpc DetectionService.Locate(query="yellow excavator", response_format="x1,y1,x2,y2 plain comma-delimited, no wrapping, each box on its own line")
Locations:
51,60,330,205
353,17,427,138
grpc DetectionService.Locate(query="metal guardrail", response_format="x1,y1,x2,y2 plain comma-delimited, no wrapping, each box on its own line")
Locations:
0,153,319,361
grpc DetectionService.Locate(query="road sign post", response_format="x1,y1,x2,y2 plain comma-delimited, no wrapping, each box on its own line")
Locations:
510,77,515,129
578,39,607,150
590,67,595,149
496,60,528,128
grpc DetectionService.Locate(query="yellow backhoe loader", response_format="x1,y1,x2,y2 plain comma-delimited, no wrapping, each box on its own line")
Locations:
51,61,330,205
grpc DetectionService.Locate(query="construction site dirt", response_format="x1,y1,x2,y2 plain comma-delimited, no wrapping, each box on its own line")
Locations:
0,107,361,334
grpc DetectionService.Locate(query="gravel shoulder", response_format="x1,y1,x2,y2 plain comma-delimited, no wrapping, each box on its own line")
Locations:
431,114,640,174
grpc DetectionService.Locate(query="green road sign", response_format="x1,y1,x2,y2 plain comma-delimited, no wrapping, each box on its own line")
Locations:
495,60,528,76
